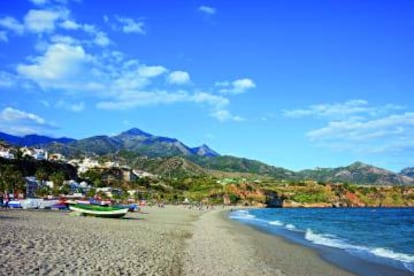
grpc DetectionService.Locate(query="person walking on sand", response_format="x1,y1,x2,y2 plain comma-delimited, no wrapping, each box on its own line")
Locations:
3,193,9,209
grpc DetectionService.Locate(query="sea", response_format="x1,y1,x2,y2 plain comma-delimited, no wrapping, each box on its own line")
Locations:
229,208,414,275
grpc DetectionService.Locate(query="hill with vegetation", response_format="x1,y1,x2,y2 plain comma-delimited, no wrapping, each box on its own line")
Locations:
296,162,414,185
2,128,414,186
0,132,75,146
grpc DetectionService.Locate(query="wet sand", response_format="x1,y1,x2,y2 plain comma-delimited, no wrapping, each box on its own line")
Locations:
0,206,354,275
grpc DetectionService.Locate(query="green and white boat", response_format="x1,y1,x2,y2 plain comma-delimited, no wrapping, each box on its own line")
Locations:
69,204,129,218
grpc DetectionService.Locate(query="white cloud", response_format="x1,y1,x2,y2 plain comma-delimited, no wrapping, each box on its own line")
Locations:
115,16,145,34
67,22,111,47
283,99,405,119
307,112,414,142
29,0,49,5
60,19,80,30
96,89,241,123
50,34,79,45
285,100,414,154
138,65,167,78
192,92,228,108
217,78,256,94
283,99,370,118
210,110,243,122
17,43,94,89
0,16,24,35
199,5,216,15
0,107,55,135
96,90,190,110
0,71,18,87
94,31,111,47
1,107,45,124
167,71,190,85
24,9,67,33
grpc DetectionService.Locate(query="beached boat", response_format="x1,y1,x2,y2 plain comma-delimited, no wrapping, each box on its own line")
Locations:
69,204,129,218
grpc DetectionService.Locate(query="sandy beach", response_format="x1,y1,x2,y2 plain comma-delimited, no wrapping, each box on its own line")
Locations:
0,206,352,275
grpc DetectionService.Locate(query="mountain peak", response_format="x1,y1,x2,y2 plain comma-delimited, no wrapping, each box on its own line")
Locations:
120,128,153,137
348,161,369,168
192,144,220,157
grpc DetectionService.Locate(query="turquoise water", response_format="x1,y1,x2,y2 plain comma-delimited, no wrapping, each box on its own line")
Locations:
229,208,414,274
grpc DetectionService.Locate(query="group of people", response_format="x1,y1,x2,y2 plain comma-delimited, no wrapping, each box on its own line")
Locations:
0,193,10,209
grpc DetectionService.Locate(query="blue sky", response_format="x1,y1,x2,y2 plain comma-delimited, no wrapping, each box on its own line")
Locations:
1,0,414,172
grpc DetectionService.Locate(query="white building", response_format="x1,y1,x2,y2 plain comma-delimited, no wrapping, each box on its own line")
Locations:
48,153,66,162
21,147,48,160
0,149,14,159
133,169,156,178
77,158,101,174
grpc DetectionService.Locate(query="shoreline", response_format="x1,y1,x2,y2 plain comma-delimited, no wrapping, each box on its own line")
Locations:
183,207,352,275
227,208,412,276
1,206,410,275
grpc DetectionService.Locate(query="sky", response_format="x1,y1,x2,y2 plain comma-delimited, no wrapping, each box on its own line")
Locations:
1,0,414,172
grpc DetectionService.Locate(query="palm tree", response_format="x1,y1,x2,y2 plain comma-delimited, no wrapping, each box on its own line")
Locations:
0,164,24,195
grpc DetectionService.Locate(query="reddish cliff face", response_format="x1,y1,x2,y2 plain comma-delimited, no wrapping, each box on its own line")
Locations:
344,191,366,207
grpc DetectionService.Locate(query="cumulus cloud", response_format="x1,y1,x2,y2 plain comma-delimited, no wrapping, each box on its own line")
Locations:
283,99,405,119
307,113,414,142
167,71,190,85
210,110,244,122
138,65,167,78
285,100,414,154
199,5,216,15
50,34,79,45
15,40,244,122
29,0,49,5
217,78,256,94
17,43,96,90
0,107,56,135
0,16,24,35
191,92,228,108
60,19,81,30
24,9,68,33
94,31,110,47
6,0,244,124
96,90,189,110
114,16,145,34
0,71,19,87
97,90,227,111
1,107,45,124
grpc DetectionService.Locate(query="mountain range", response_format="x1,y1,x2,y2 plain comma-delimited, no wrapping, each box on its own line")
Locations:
1,128,414,185
0,128,219,158
0,132,75,146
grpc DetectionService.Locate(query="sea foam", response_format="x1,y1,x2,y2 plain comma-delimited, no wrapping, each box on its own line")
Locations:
305,229,414,271
229,210,256,220
268,220,284,226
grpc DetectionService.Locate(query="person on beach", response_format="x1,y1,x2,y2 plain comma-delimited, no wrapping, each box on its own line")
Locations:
4,193,9,209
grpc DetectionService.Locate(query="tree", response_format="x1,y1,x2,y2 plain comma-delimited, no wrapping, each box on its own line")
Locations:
35,168,49,183
49,171,65,195
0,164,24,194
80,169,103,187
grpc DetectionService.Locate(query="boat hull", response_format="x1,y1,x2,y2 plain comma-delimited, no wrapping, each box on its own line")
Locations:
69,204,129,218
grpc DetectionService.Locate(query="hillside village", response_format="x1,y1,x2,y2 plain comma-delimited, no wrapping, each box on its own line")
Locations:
0,143,158,200
2,134,414,208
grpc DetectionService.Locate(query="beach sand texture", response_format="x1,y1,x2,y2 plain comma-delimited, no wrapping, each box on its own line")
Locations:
0,206,352,275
